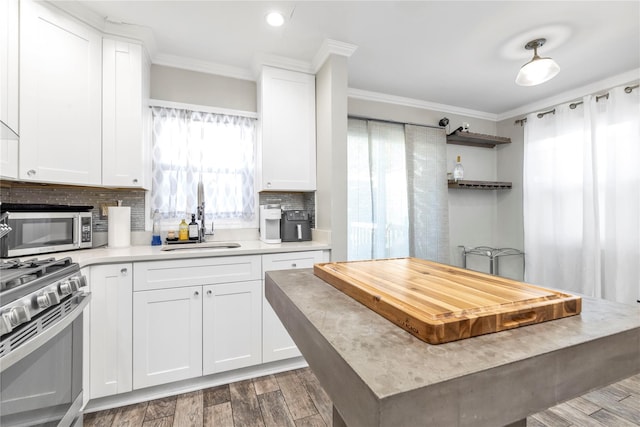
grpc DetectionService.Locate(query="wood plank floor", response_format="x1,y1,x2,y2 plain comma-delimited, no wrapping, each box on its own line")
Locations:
84,369,640,427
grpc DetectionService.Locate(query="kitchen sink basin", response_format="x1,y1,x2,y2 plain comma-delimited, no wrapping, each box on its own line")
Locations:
160,242,241,251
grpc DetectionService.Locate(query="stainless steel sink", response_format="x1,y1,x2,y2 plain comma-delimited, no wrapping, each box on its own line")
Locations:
160,242,241,251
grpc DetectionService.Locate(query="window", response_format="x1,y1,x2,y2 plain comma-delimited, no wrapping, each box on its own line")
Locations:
347,118,449,263
151,106,257,228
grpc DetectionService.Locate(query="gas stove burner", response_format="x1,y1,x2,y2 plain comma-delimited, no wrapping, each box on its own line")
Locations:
1,257,57,269
0,257,76,297
4,274,39,290
1,256,85,337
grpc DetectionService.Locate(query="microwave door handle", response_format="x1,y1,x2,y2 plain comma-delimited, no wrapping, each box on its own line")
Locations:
72,216,79,245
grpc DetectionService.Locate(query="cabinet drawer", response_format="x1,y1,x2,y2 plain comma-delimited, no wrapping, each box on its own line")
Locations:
262,251,324,272
134,255,261,291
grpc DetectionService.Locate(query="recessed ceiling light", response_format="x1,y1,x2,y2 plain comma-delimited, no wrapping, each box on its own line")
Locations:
266,11,285,27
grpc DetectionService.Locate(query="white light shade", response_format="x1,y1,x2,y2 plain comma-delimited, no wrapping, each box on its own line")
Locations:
516,56,560,86
266,12,285,27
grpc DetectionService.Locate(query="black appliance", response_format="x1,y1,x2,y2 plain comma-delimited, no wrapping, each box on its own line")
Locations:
281,210,312,242
0,256,90,427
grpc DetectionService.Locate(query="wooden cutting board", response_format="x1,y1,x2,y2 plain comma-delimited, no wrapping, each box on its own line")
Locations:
313,257,581,344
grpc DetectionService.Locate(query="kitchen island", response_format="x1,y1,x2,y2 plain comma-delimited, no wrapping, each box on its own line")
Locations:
265,268,640,427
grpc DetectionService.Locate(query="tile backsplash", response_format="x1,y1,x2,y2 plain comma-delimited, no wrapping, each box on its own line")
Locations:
0,182,146,231
259,191,316,228
1,183,317,232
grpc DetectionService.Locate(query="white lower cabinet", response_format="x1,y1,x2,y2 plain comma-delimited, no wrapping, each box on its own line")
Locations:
132,256,262,390
89,264,133,399
133,286,202,389
262,251,326,363
202,281,262,375
87,251,328,396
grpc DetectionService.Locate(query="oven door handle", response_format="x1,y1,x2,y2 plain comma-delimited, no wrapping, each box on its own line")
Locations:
0,293,91,373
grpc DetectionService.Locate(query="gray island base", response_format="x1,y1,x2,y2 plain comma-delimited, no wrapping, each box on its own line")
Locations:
265,269,640,427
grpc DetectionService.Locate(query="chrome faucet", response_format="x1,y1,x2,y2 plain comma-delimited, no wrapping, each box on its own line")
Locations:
197,179,206,243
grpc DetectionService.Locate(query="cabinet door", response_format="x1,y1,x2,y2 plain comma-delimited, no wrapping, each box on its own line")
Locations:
89,264,133,399
0,0,19,179
133,286,202,389
102,39,148,188
262,251,324,362
202,280,262,375
19,0,101,185
259,66,316,191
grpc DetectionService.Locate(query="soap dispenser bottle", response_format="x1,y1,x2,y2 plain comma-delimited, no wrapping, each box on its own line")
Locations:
178,219,189,240
188,214,199,241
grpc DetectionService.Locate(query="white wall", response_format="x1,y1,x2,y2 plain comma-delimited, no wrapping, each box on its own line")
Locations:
150,65,257,111
316,55,349,261
347,97,502,266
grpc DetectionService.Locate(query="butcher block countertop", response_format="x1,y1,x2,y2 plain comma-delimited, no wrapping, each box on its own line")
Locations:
265,268,640,427
314,258,581,344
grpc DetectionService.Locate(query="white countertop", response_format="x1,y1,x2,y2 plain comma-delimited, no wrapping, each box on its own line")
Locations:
51,240,331,268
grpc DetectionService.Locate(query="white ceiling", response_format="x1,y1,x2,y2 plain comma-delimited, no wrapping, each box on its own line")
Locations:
55,1,640,118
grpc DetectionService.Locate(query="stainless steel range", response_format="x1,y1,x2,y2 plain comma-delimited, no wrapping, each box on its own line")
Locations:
0,256,90,427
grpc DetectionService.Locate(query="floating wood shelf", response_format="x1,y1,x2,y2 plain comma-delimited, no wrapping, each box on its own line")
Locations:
448,180,512,190
447,131,511,148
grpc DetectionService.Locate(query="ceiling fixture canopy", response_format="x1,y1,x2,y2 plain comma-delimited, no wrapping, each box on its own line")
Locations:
515,38,560,86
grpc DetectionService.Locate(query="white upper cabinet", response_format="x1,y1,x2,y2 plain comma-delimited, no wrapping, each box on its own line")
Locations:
19,0,101,185
0,0,19,179
102,38,150,189
258,66,316,191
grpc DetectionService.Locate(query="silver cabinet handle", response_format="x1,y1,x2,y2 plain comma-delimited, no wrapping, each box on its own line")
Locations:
194,291,199,296
292,263,297,268
120,268,128,275
132,178,138,184
27,169,36,177
207,290,212,295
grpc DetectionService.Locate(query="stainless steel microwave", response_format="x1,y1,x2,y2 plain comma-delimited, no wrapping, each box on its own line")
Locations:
1,204,93,258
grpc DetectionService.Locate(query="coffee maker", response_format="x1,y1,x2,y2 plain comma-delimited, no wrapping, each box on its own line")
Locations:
259,204,281,243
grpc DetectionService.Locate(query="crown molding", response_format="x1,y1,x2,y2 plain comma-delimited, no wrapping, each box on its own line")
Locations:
348,88,498,121
498,68,640,121
47,1,156,57
153,53,255,81
251,53,315,79
46,0,105,31
312,39,358,73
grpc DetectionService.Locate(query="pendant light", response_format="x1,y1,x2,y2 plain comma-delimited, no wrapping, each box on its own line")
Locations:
515,38,560,86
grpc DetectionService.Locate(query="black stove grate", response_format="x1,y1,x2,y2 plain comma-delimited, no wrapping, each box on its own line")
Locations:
0,257,76,293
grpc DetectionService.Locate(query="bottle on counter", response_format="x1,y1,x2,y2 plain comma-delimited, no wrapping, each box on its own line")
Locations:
453,155,464,181
151,209,162,246
178,218,189,240
188,214,199,241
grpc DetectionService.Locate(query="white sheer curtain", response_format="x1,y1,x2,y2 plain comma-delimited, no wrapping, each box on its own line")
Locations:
348,119,408,260
347,118,449,263
151,107,256,227
405,124,450,261
524,85,640,304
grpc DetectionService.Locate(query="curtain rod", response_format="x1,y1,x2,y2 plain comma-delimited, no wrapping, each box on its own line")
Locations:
513,81,639,126
348,115,442,130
